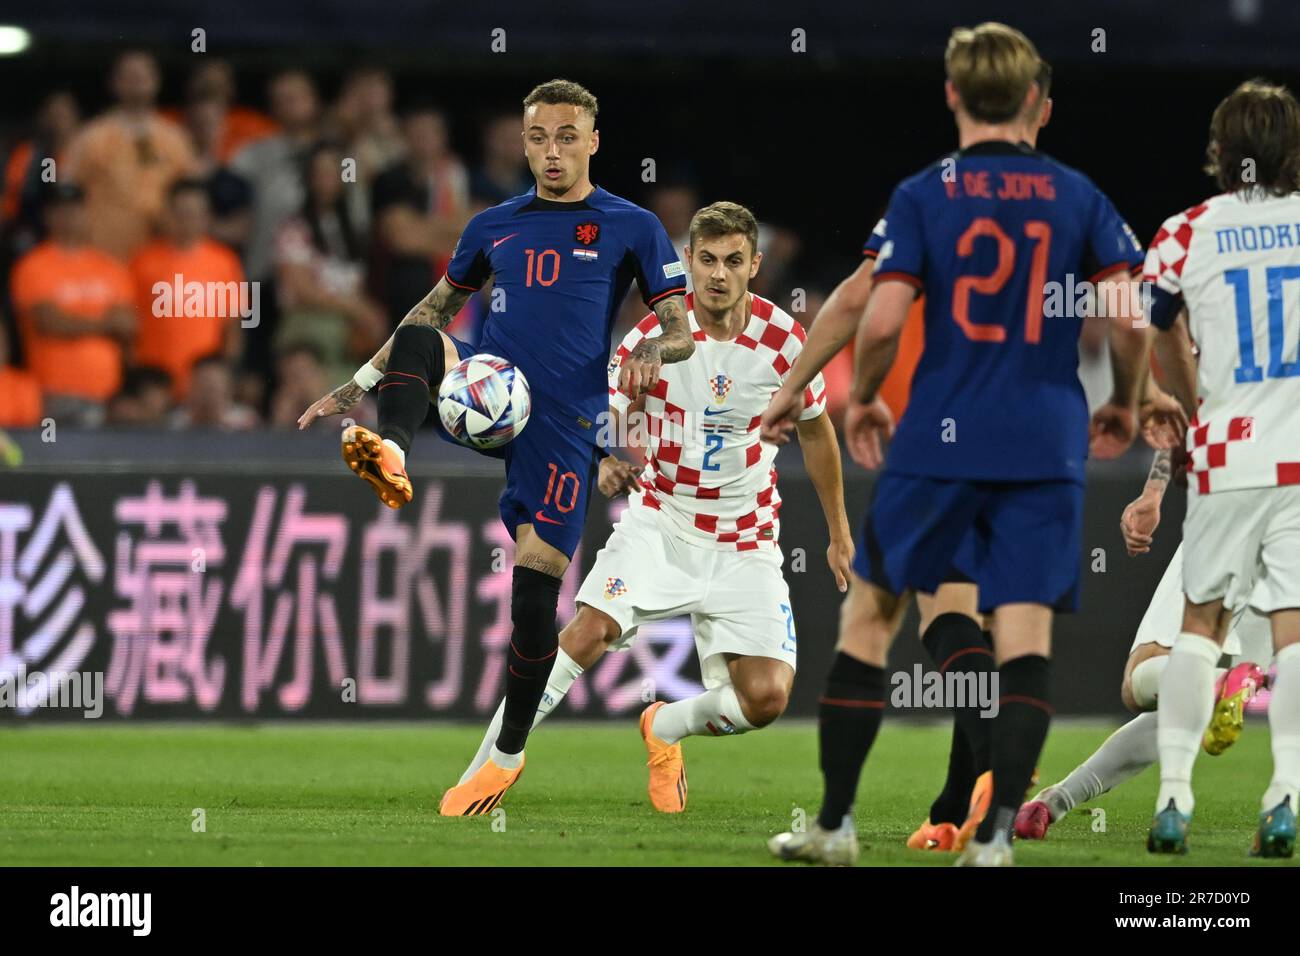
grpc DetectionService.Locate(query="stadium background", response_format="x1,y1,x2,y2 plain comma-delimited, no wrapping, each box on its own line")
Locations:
0,1,1289,721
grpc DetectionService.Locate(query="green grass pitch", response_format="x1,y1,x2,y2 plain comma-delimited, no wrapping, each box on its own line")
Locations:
0,719,1290,866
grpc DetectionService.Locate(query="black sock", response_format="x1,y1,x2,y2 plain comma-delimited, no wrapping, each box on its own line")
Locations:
377,324,444,454
921,613,996,824
930,723,977,826
495,567,562,755
975,654,1052,843
817,652,886,831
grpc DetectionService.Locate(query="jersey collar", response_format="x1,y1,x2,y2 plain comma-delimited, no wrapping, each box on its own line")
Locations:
516,184,602,213
955,140,1038,159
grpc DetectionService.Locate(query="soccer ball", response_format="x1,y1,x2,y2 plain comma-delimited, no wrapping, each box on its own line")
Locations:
436,353,531,449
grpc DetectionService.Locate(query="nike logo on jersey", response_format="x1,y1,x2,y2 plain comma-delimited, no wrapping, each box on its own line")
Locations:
533,510,565,526
703,407,733,416
492,233,520,249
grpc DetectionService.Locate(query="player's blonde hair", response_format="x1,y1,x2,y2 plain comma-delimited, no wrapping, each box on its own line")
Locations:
945,22,1042,124
689,201,759,257
523,79,598,121
1205,79,1300,197
1028,57,1052,119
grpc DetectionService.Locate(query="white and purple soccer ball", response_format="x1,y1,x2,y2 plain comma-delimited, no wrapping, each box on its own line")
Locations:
436,353,531,450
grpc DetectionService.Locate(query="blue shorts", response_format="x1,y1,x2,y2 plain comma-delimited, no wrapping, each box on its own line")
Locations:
433,335,600,558
852,471,1084,613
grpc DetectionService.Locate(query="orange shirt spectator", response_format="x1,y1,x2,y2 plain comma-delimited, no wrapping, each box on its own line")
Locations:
64,113,196,260
131,237,245,398
64,51,196,260
11,240,134,402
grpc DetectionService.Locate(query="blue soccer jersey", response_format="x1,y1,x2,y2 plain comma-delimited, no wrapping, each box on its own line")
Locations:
862,141,1144,484
445,186,687,444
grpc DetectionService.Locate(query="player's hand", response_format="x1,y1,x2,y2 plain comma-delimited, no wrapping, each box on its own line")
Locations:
618,341,662,398
1139,388,1189,450
827,536,855,593
1120,491,1162,555
297,380,365,430
760,385,804,445
598,456,643,498
1088,403,1137,460
844,398,895,470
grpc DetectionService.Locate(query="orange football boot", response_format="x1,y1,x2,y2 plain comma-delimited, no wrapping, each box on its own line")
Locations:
906,820,960,851
342,425,412,509
639,702,687,813
439,756,524,816
953,770,993,851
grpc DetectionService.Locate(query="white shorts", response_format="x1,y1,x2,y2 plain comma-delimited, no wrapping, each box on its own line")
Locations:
1130,543,1274,664
574,503,797,689
1183,485,1300,615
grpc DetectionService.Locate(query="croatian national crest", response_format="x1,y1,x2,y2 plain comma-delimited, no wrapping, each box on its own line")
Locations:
575,222,600,245
709,372,733,404
604,576,628,599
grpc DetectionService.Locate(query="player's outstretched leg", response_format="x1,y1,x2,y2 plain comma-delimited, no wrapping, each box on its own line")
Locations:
1254,640,1300,857
343,325,449,508
770,577,898,866
1018,656,1265,841
911,610,995,851
1018,710,1159,839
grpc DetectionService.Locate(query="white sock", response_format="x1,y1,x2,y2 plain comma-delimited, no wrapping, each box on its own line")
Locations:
650,684,755,745
458,648,585,784
381,438,406,467
1130,655,1167,710
1045,710,1159,821
1155,632,1221,815
1262,643,1300,813
1131,655,1229,711
489,744,522,771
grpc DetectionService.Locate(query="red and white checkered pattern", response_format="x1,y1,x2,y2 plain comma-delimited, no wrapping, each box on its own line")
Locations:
606,292,826,550
1142,200,1209,297
1145,192,1300,495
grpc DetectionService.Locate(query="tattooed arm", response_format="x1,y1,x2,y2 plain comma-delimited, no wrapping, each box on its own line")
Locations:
617,293,693,396
297,278,471,428
367,277,471,373
1120,447,1172,556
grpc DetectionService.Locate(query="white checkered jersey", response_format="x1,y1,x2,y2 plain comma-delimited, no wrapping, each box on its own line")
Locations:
1143,191,1300,494
606,292,827,550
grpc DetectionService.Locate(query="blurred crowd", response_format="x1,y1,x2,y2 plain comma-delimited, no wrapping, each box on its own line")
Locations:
0,51,866,434
0,50,1114,435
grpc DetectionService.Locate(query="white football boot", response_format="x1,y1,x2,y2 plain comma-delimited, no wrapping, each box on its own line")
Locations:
768,815,859,866
954,829,1014,866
